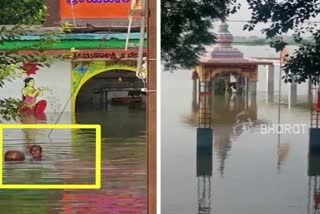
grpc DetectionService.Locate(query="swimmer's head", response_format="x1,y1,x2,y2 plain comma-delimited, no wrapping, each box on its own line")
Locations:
29,145,42,160
4,151,25,161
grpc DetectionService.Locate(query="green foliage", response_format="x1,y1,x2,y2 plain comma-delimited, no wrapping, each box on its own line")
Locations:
244,0,320,84
0,0,45,25
282,31,320,84
0,98,23,121
161,0,240,70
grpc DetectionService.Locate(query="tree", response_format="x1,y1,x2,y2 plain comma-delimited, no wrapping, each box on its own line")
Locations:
0,0,46,25
244,0,320,84
161,0,240,70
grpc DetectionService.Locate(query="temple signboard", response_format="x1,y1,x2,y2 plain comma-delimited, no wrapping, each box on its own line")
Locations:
72,51,147,60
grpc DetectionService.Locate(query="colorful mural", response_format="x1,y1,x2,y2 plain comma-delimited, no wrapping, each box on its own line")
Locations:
20,77,47,116
16,62,52,118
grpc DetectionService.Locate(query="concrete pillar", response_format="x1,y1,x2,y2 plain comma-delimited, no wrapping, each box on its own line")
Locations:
196,127,213,176
308,79,312,104
235,74,240,110
266,64,274,103
236,74,240,94
192,79,198,109
308,153,320,176
245,76,249,109
288,82,297,108
105,92,108,111
93,92,99,105
248,81,257,109
211,78,215,107
101,91,108,110
310,128,320,154
100,91,104,105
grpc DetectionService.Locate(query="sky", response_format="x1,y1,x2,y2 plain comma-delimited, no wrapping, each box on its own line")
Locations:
220,0,289,37
227,0,266,37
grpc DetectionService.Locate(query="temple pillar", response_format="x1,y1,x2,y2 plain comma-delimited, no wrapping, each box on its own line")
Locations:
245,76,249,109
102,91,108,111
196,127,212,214
210,78,215,107
266,64,274,104
308,79,312,104
310,128,320,154
192,78,198,109
248,80,257,109
288,82,297,108
236,74,240,94
236,74,241,110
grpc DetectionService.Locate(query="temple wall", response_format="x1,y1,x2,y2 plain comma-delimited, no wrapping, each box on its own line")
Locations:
0,60,72,113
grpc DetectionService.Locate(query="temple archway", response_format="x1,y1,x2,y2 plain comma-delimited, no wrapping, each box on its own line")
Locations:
72,65,146,138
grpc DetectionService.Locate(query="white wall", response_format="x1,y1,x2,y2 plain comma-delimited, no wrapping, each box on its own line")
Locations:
0,60,72,113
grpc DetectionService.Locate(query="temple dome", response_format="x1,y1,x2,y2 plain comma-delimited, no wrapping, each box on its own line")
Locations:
215,22,233,45
208,21,244,59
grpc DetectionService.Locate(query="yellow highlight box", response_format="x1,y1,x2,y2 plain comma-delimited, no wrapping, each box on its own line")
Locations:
0,124,101,189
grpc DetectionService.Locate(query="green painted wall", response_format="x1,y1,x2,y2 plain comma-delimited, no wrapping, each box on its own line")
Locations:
0,39,147,50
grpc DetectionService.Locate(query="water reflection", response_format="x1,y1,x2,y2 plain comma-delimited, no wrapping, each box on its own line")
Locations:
196,128,213,214
162,52,312,214
3,127,94,185
308,153,320,214
192,85,281,214
188,83,271,175
20,114,47,155
277,143,291,173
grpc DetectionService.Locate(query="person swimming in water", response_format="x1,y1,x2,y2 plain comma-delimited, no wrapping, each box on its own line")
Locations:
4,150,25,161
4,145,43,161
29,145,42,160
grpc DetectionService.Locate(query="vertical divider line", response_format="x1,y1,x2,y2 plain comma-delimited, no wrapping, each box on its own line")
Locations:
96,125,101,188
0,127,3,185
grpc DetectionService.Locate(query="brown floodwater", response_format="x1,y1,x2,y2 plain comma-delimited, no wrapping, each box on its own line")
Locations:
161,55,318,214
0,105,147,214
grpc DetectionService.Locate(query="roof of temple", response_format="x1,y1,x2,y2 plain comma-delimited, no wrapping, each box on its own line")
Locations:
199,21,265,65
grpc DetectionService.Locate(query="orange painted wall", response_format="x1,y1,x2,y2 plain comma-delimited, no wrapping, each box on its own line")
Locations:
60,0,131,18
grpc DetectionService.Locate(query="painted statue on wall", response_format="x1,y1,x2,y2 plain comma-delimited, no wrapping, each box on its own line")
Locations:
19,77,47,115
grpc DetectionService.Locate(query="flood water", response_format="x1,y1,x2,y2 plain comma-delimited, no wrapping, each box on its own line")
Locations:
162,45,319,214
0,105,146,213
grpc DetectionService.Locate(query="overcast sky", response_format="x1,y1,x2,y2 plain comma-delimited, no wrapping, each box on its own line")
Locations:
219,0,292,37
227,0,263,36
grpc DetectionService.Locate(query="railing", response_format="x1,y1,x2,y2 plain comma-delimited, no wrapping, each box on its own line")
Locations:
198,81,212,128
311,86,320,128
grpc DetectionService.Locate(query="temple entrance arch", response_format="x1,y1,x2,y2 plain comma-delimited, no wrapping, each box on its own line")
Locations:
71,61,145,120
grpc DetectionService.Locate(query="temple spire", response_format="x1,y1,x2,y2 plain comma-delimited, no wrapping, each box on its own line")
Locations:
210,20,244,59
216,20,233,48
